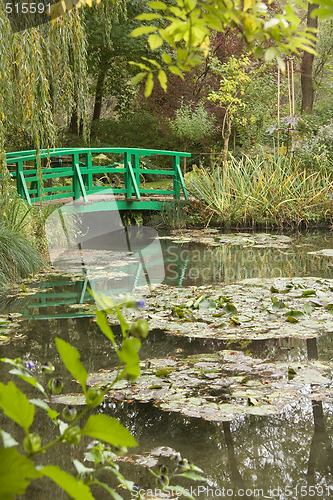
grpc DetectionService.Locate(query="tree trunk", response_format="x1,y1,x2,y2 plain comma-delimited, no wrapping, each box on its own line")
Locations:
93,65,108,122
223,117,232,162
301,3,318,114
69,107,79,135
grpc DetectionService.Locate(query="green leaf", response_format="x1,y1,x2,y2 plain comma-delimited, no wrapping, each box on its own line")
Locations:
148,0,167,9
168,65,184,78
1,429,18,448
94,480,124,500
118,337,141,379
9,367,46,395
40,466,94,500
286,315,298,323
55,338,88,392
145,72,154,97
264,47,278,61
95,310,116,348
130,72,147,86
272,299,286,310
0,381,34,432
73,459,95,476
311,5,333,18
276,55,286,72
222,302,238,315
176,471,207,481
302,290,316,297
29,398,59,420
135,13,162,21
162,52,172,64
0,448,40,498
82,414,137,447
158,69,167,91
285,310,304,318
131,26,157,37
148,33,164,50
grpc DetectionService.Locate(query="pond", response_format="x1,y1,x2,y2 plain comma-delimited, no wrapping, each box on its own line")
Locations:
0,227,332,499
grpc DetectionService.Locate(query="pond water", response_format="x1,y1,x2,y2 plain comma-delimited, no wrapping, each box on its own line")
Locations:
0,228,332,499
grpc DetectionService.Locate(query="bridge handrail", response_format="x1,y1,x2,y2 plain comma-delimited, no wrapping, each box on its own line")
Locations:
4,147,190,207
6,147,191,163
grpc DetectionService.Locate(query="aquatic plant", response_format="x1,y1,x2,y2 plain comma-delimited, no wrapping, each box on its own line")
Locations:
186,153,333,227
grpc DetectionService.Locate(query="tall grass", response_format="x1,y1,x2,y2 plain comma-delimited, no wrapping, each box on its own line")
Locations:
0,186,46,287
0,224,44,287
185,153,333,227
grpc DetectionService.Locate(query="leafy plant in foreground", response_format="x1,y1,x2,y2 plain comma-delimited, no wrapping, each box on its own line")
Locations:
0,293,205,499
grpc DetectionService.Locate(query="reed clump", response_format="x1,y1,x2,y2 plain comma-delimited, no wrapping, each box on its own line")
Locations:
186,153,333,227
0,187,45,287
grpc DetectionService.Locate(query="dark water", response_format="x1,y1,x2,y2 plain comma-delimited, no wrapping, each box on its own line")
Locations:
0,229,332,499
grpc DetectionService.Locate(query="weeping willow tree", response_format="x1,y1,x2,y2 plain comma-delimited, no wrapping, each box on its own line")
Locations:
0,7,88,181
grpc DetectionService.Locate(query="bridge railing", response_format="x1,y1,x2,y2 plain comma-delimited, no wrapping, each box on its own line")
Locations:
4,147,190,205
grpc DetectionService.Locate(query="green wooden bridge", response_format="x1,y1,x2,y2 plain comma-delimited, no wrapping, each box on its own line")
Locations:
5,147,190,210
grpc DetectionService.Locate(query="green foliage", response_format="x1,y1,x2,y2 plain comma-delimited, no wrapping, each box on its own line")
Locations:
130,0,322,96
90,112,166,149
0,8,88,166
55,337,88,392
295,105,333,168
207,56,251,157
186,152,333,227
0,448,40,499
82,415,137,447
208,56,251,124
0,295,205,498
169,100,216,149
40,466,94,500
149,200,189,229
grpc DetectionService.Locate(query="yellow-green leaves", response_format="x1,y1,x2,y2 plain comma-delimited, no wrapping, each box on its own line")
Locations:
130,72,147,86
145,72,154,97
41,466,94,500
136,13,162,21
129,0,323,97
148,1,168,9
55,337,88,393
131,26,158,37
158,69,167,91
148,33,164,50
82,414,137,447
0,381,34,433
118,337,141,380
0,448,40,498
264,47,279,61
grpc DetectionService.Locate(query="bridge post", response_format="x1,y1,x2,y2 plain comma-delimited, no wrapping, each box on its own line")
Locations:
72,152,80,199
85,152,93,192
16,159,24,198
124,151,132,198
133,154,140,192
30,159,40,200
173,155,181,199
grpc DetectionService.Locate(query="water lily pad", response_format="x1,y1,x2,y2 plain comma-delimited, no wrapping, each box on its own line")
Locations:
132,277,333,341
86,351,333,422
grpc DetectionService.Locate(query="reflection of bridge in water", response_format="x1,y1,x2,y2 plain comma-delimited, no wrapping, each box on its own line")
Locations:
21,238,190,320
5,147,190,210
